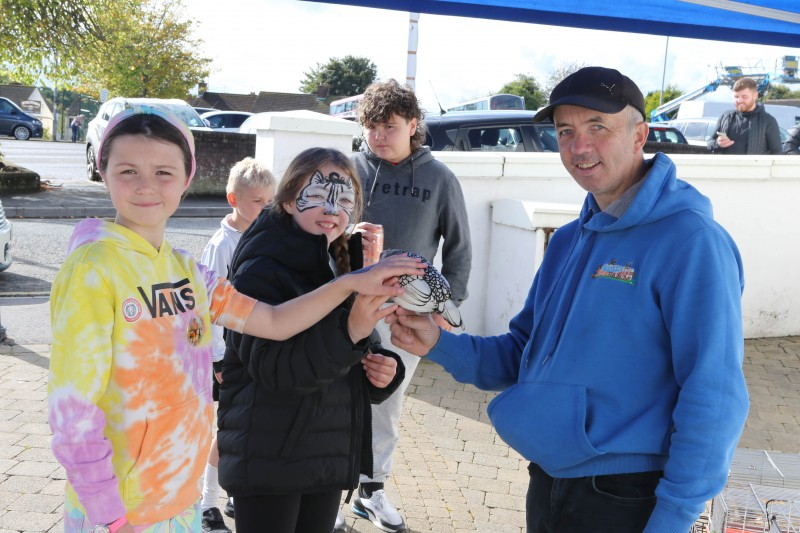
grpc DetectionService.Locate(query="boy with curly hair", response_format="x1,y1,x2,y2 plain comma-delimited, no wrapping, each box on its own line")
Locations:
345,79,472,532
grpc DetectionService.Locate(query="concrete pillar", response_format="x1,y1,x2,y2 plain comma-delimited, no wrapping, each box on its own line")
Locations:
249,110,361,179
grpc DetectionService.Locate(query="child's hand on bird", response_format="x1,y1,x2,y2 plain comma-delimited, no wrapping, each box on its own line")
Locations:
344,255,424,297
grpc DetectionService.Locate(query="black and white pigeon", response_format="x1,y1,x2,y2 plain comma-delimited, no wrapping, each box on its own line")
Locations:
380,249,463,329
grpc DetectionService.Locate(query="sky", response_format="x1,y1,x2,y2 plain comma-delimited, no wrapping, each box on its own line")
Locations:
189,0,800,114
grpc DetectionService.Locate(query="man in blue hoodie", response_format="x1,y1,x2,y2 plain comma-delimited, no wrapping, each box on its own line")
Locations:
388,66,749,533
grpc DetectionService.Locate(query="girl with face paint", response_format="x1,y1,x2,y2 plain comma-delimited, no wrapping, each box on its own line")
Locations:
217,147,407,533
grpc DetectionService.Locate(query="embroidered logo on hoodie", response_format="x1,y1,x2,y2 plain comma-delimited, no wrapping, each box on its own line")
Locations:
122,298,143,322
592,259,636,285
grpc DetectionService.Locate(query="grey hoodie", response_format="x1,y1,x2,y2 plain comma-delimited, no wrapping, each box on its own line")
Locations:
352,144,472,304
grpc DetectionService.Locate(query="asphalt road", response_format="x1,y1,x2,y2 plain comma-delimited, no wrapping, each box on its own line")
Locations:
0,217,220,344
0,138,86,182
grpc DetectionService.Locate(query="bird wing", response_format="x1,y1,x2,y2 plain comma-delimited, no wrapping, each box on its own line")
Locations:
438,299,463,329
394,277,435,313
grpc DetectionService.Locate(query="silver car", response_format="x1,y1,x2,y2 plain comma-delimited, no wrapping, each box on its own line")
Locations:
85,97,211,181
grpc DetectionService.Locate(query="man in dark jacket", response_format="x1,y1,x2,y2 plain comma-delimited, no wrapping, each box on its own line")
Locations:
708,77,781,154
783,125,800,154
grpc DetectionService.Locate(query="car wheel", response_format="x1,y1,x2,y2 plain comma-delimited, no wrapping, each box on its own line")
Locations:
12,126,31,141
87,145,101,181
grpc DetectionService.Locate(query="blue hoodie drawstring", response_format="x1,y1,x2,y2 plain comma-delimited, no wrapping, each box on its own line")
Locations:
525,208,597,368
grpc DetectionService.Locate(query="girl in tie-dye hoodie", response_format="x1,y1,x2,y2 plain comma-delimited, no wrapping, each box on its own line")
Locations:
47,108,423,533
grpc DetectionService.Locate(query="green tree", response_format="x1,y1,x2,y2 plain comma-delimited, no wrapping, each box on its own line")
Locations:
765,84,800,100
644,85,684,120
0,0,106,84
544,61,589,101
0,0,210,100
81,0,210,98
498,73,546,111
299,56,377,97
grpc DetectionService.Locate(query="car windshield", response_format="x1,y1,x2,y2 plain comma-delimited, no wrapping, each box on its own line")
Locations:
129,103,207,128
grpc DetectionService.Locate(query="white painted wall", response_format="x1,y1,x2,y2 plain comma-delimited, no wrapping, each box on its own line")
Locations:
252,116,800,339
436,152,800,339
248,110,361,178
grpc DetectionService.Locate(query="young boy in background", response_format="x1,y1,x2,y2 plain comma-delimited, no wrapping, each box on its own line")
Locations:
200,157,277,533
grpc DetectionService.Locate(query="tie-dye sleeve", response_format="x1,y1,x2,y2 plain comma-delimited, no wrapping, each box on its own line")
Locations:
205,271,257,333
48,260,127,525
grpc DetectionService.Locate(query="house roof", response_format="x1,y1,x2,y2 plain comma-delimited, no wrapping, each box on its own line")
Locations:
0,84,36,107
189,91,328,114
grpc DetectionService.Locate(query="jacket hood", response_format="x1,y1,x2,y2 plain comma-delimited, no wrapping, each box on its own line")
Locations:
359,142,435,192
67,218,167,258
230,210,330,282
582,152,713,233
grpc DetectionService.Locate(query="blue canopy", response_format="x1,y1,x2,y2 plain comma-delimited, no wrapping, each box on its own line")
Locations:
304,0,800,47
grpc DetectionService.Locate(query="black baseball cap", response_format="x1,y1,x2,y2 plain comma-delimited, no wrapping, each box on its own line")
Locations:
533,67,646,123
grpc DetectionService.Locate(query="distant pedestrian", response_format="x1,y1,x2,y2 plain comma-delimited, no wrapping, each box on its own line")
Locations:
708,77,781,154
70,115,84,143
783,125,800,154
198,157,277,532
47,107,423,533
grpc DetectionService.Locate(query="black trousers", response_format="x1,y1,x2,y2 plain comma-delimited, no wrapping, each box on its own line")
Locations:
234,490,342,533
526,463,661,533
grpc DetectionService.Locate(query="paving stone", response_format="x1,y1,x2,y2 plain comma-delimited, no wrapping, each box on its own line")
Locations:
0,475,50,494
5,461,58,478
14,448,55,463
0,509,59,531
6,493,62,514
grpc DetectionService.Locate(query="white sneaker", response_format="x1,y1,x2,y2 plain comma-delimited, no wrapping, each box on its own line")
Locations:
333,508,346,532
352,488,406,532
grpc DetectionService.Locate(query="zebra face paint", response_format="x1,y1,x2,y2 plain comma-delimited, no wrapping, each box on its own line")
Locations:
295,169,356,221
286,165,356,244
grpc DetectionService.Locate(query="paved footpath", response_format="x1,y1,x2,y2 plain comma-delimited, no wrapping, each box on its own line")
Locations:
0,337,797,532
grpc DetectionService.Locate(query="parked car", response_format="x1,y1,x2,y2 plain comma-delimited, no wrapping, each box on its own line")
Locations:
664,118,718,147
422,110,557,152
646,123,688,144
0,97,43,141
85,97,211,181
667,117,791,148
200,110,253,132
0,198,12,272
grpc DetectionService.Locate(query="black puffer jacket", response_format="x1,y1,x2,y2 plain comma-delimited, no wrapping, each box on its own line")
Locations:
708,103,782,154
217,209,405,497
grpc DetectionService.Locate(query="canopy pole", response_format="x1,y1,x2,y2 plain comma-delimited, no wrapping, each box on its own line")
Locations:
407,12,419,91
659,36,670,107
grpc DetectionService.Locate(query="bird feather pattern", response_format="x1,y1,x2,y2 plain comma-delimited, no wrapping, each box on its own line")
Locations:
380,249,463,329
